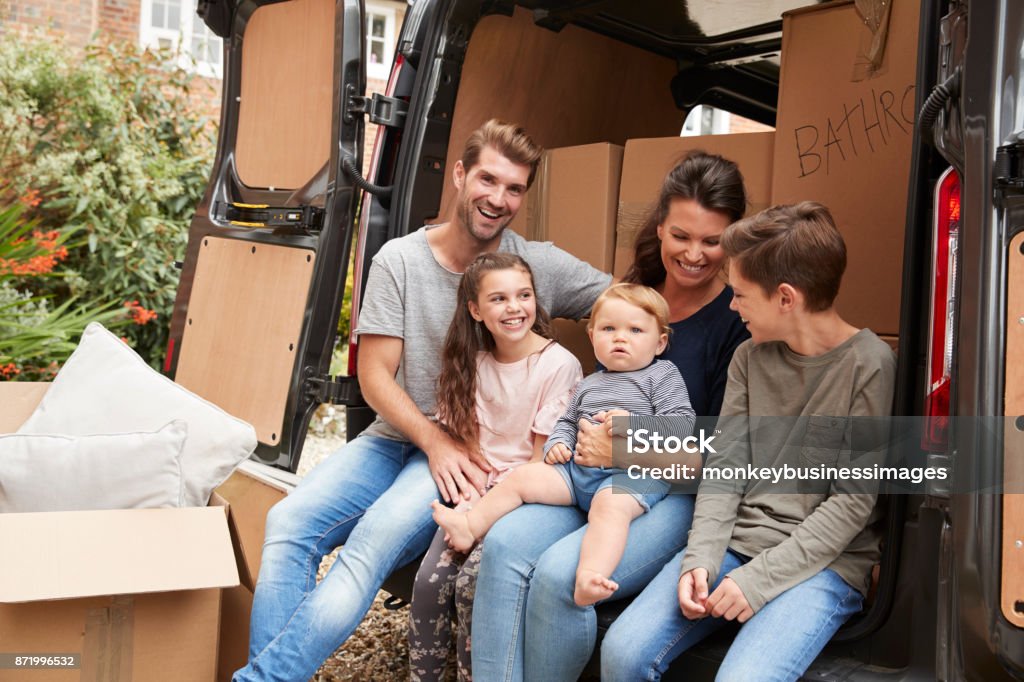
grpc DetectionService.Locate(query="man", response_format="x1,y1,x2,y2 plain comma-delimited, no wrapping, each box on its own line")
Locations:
235,119,611,681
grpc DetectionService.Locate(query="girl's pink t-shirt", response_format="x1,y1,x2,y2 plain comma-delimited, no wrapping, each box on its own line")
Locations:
474,342,583,487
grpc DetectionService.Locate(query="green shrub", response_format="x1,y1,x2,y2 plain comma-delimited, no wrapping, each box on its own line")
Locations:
0,201,125,380
0,37,215,368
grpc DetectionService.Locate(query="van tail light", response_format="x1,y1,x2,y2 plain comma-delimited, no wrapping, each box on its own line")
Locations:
348,53,406,377
922,167,960,452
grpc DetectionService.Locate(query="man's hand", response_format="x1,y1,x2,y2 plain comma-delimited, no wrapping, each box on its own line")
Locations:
705,577,753,623
425,433,490,503
544,442,573,464
678,568,710,619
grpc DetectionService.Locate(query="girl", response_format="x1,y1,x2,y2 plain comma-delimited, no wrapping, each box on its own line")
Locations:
408,252,583,682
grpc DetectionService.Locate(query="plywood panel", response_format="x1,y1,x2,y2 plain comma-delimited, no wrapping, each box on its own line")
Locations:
236,0,335,189
1003,231,1024,627
437,7,684,222
771,0,920,335
175,238,315,445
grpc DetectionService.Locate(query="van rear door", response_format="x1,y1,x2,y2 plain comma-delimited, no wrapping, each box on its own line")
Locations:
166,0,365,472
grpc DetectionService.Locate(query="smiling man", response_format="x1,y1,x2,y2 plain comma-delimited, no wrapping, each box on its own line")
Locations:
235,120,610,682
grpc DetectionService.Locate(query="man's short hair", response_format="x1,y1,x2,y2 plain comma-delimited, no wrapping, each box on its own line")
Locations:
721,202,846,312
461,119,544,188
589,283,671,335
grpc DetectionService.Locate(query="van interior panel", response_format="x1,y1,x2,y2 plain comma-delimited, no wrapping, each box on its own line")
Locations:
437,7,684,222
235,0,335,190
1003,230,1024,628
174,237,315,446
770,0,920,336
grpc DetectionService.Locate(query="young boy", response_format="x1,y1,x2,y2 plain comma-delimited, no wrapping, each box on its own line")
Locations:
600,202,897,681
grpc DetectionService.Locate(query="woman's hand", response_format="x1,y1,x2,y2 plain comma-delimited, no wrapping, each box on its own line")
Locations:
574,410,627,468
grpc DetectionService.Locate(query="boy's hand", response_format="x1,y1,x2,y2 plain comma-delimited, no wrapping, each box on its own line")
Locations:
544,443,573,464
705,577,753,623
678,568,710,619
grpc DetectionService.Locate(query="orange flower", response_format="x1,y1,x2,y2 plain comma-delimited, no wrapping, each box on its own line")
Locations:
0,363,21,379
124,300,158,325
19,189,42,208
0,230,69,276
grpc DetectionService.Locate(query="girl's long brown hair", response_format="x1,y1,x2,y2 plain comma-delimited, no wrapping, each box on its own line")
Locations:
624,151,748,287
436,253,554,450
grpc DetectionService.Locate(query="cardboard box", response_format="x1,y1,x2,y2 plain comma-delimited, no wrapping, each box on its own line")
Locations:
0,507,239,682
552,318,597,375
771,0,920,335
613,133,775,278
509,142,623,273
213,464,291,681
0,382,252,682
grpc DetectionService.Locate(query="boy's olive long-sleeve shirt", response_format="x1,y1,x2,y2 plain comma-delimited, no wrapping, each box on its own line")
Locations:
680,330,897,613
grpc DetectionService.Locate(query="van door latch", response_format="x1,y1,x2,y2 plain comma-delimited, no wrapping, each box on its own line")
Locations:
345,90,408,129
305,375,364,406
220,202,325,232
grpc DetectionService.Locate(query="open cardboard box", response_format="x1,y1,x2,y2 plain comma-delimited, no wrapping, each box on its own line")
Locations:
0,382,286,681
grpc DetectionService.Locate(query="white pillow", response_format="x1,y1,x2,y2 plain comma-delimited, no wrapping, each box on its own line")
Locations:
0,420,187,512
17,323,258,506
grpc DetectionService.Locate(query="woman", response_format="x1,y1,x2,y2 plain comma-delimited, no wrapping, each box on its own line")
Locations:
469,151,751,681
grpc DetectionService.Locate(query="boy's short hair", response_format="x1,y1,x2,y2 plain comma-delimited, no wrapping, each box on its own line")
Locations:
461,119,544,188
589,283,671,335
721,202,846,312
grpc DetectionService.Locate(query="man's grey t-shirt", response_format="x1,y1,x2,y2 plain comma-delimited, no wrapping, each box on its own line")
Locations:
354,225,612,441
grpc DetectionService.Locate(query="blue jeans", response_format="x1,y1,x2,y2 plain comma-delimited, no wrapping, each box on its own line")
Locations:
555,462,671,512
471,494,695,682
234,435,439,682
601,548,865,681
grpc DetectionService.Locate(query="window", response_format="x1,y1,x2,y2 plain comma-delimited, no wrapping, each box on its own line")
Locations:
365,2,398,81
140,0,224,79
681,106,732,136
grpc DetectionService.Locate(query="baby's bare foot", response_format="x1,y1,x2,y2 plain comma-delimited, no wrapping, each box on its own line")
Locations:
431,500,476,552
574,568,619,606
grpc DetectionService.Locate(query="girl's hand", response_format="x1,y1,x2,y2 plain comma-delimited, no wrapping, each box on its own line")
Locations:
544,443,573,464
705,577,753,623
574,418,614,468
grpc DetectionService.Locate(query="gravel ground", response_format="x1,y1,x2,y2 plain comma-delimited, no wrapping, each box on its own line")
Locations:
297,407,446,682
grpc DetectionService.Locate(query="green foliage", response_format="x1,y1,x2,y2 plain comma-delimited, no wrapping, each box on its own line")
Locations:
0,37,215,368
0,202,125,380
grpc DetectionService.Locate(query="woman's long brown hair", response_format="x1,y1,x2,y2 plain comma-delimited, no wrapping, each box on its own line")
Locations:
624,151,748,286
436,253,554,450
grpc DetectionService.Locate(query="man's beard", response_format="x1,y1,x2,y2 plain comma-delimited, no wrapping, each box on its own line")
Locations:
457,198,510,244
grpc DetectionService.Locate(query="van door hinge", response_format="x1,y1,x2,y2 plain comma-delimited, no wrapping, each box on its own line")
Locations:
994,141,1024,190
305,375,363,406
220,202,325,232
345,89,408,129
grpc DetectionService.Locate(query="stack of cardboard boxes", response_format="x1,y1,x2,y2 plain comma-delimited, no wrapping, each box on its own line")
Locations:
508,0,917,364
